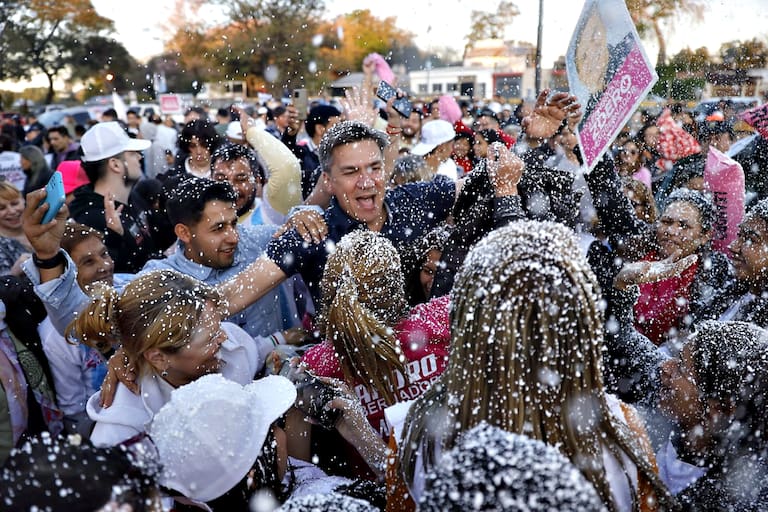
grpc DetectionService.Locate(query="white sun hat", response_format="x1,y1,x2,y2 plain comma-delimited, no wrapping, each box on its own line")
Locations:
149,373,297,502
80,121,151,162
411,120,456,156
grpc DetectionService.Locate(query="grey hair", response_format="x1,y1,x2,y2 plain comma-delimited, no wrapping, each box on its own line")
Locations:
318,120,388,173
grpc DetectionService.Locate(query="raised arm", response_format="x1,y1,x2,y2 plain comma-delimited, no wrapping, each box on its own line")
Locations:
585,155,654,260
22,188,68,283
219,254,288,316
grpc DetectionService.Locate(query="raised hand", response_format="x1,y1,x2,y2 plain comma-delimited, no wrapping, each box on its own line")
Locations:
104,193,124,236
614,254,698,290
523,89,581,140
22,188,69,260
487,142,524,197
340,86,378,127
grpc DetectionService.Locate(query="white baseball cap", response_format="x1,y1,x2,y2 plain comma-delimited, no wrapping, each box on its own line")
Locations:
226,121,244,141
149,373,297,502
80,121,151,162
411,120,456,156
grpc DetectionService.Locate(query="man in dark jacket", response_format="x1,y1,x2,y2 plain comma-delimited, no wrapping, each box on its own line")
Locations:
281,104,341,199
68,122,159,273
46,126,80,171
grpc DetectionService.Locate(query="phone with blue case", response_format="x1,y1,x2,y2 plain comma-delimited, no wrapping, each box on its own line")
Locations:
41,171,66,224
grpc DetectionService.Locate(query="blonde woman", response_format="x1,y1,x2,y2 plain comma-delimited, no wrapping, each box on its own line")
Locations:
394,221,676,511
73,269,264,447
295,230,451,477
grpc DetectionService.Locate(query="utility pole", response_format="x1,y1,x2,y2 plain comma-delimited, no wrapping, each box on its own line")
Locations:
535,0,544,93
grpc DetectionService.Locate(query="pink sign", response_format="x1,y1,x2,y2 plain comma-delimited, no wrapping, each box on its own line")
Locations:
704,147,745,253
566,0,658,174
159,94,182,114
740,102,768,140
578,43,656,171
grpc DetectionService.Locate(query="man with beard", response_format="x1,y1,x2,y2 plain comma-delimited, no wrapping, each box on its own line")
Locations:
210,142,266,226
399,109,423,153
68,122,160,273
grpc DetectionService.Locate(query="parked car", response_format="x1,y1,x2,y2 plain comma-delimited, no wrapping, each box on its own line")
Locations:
37,106,97,128
129,103,161,118
692,96,761,122
34,104,67,115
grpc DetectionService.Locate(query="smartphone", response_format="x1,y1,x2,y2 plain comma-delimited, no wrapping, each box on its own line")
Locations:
41,171,66,224
376,80,413,118
293,88,308,121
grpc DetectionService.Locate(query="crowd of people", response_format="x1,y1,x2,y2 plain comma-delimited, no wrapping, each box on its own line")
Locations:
0,54,767,511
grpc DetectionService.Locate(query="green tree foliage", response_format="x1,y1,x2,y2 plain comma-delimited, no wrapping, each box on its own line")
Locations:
205,0,327,95
669,47,711,74
0,0,117,103
466,1,520,49
70,36,140,93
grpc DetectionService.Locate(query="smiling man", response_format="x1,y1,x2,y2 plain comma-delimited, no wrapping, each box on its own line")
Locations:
221,119,524,308
210,142,266,226
139,176,301,338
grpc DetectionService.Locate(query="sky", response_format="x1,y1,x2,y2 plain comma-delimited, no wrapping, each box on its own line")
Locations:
5,0,768,92
89,0,768,66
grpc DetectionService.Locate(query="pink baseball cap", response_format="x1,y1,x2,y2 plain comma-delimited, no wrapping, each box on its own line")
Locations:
57,160,90,194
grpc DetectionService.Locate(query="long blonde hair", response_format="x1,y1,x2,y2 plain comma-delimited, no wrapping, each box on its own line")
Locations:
399,221,674,511
318,229,408,405
67,270,225,375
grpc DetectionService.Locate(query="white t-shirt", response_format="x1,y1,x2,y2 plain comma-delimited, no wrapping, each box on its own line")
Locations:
436,159,458,182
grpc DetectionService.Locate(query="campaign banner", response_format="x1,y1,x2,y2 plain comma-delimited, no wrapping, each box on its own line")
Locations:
566,0,658,173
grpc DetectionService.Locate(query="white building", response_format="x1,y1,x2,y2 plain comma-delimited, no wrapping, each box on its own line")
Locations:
408,39,555,101
408,66,554,101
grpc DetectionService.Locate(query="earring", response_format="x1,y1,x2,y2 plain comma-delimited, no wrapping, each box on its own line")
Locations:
161,369,169,377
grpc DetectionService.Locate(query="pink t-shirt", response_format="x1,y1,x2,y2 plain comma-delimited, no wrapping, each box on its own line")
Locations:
302,295,451,439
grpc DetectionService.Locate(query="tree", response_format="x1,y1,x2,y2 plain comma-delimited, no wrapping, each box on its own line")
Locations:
669,46,711,74
719,39,768,70
466,1,520,49
70,36,139,92
0,0,114,103
317,10,417,77
625,0,705,65
207,0,328,96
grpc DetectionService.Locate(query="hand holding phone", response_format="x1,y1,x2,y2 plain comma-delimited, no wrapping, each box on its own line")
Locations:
41,171,66,224
294,374,342,430
376,80,413,118
293,88,308,121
